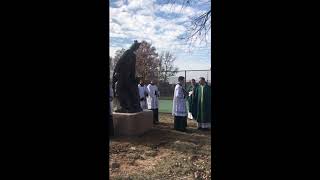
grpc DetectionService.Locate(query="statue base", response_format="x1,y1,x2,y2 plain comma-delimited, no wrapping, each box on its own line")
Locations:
113,110,153,136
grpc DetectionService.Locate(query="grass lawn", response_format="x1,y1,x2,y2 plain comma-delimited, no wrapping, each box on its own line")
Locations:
159,99,173,113
158,96,173,100
159,99,190,114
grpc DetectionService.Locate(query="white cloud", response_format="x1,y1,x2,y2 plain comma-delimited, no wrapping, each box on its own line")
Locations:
155,4,196,16
174,58,211,70
109,0,211,70
113,0,125,7
126,0,156,11
109,47,118,57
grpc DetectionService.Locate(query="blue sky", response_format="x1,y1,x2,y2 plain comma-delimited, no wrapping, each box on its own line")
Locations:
109,0,211,71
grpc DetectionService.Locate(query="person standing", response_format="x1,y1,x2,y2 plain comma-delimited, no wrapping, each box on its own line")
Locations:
172,76,188,132
109,85,114,137
138,79,148,110
147,80,160,124
192,77,211,130
187,79,198,120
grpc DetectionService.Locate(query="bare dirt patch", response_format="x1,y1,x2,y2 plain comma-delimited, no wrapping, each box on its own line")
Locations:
110,113,213,180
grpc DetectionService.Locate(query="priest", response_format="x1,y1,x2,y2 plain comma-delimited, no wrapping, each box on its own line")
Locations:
187,79,198,119
109,85,114,137
192,77,211,130
172,76,188,131
147,80,160,124
138,78,148,109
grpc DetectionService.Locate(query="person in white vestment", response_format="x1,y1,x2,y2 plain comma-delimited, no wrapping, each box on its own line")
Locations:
147,80,160,124
110,86,114,137
172,76,188,131
187,79,198,120
138,79,148,110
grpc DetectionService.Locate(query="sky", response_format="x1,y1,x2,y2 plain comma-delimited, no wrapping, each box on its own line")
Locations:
109,0,211,79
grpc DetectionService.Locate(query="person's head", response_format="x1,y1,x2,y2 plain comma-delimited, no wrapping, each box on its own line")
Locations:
178,76,185,84
199,77,206,85
191,79,196,86
150,80,156,85
139,79,144,85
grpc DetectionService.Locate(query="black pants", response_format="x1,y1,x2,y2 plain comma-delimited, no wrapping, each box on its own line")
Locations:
174,116,187,132
150,108,158,123
109,115,114,137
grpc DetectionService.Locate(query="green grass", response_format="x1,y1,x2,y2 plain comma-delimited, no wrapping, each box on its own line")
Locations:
158,96,173,100
159,99,190,113
159,100,172,113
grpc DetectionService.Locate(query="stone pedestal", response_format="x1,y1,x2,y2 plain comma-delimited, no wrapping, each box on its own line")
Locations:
113,110,153,136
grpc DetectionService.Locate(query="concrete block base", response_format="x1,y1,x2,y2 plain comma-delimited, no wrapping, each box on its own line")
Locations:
113,110,153,136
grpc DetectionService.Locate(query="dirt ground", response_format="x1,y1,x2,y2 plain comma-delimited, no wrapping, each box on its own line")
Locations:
109,113,213,180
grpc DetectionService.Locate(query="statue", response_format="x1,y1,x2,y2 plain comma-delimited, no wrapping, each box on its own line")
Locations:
112,40,143,113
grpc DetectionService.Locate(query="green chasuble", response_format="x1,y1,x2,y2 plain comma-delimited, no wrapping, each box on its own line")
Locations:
191,84,211,124
187,84,198,113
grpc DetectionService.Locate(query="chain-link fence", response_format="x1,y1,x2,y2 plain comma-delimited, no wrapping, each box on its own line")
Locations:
158,69,211,113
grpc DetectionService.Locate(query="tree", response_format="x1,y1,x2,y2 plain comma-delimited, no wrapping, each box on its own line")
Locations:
135,41,159,82
164,0,211,45
159,51,179,82
112,48,126,70
111,41,160,82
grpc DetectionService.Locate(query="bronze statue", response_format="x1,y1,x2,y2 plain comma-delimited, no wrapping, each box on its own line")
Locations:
112,40,142,113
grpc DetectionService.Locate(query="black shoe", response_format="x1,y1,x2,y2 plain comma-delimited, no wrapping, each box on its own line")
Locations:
174,128,186,132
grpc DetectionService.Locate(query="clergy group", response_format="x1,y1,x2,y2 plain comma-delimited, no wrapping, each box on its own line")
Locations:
138,76,212,132
110,76,212,136
172,76,211,132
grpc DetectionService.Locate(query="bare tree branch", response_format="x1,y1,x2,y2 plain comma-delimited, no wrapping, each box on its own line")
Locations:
159,51,179,82
164,0,211,48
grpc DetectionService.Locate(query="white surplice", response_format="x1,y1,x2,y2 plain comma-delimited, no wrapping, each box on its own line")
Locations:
172,83,187,117
146,84,159,109
138,84,148,109
110,87,113,115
